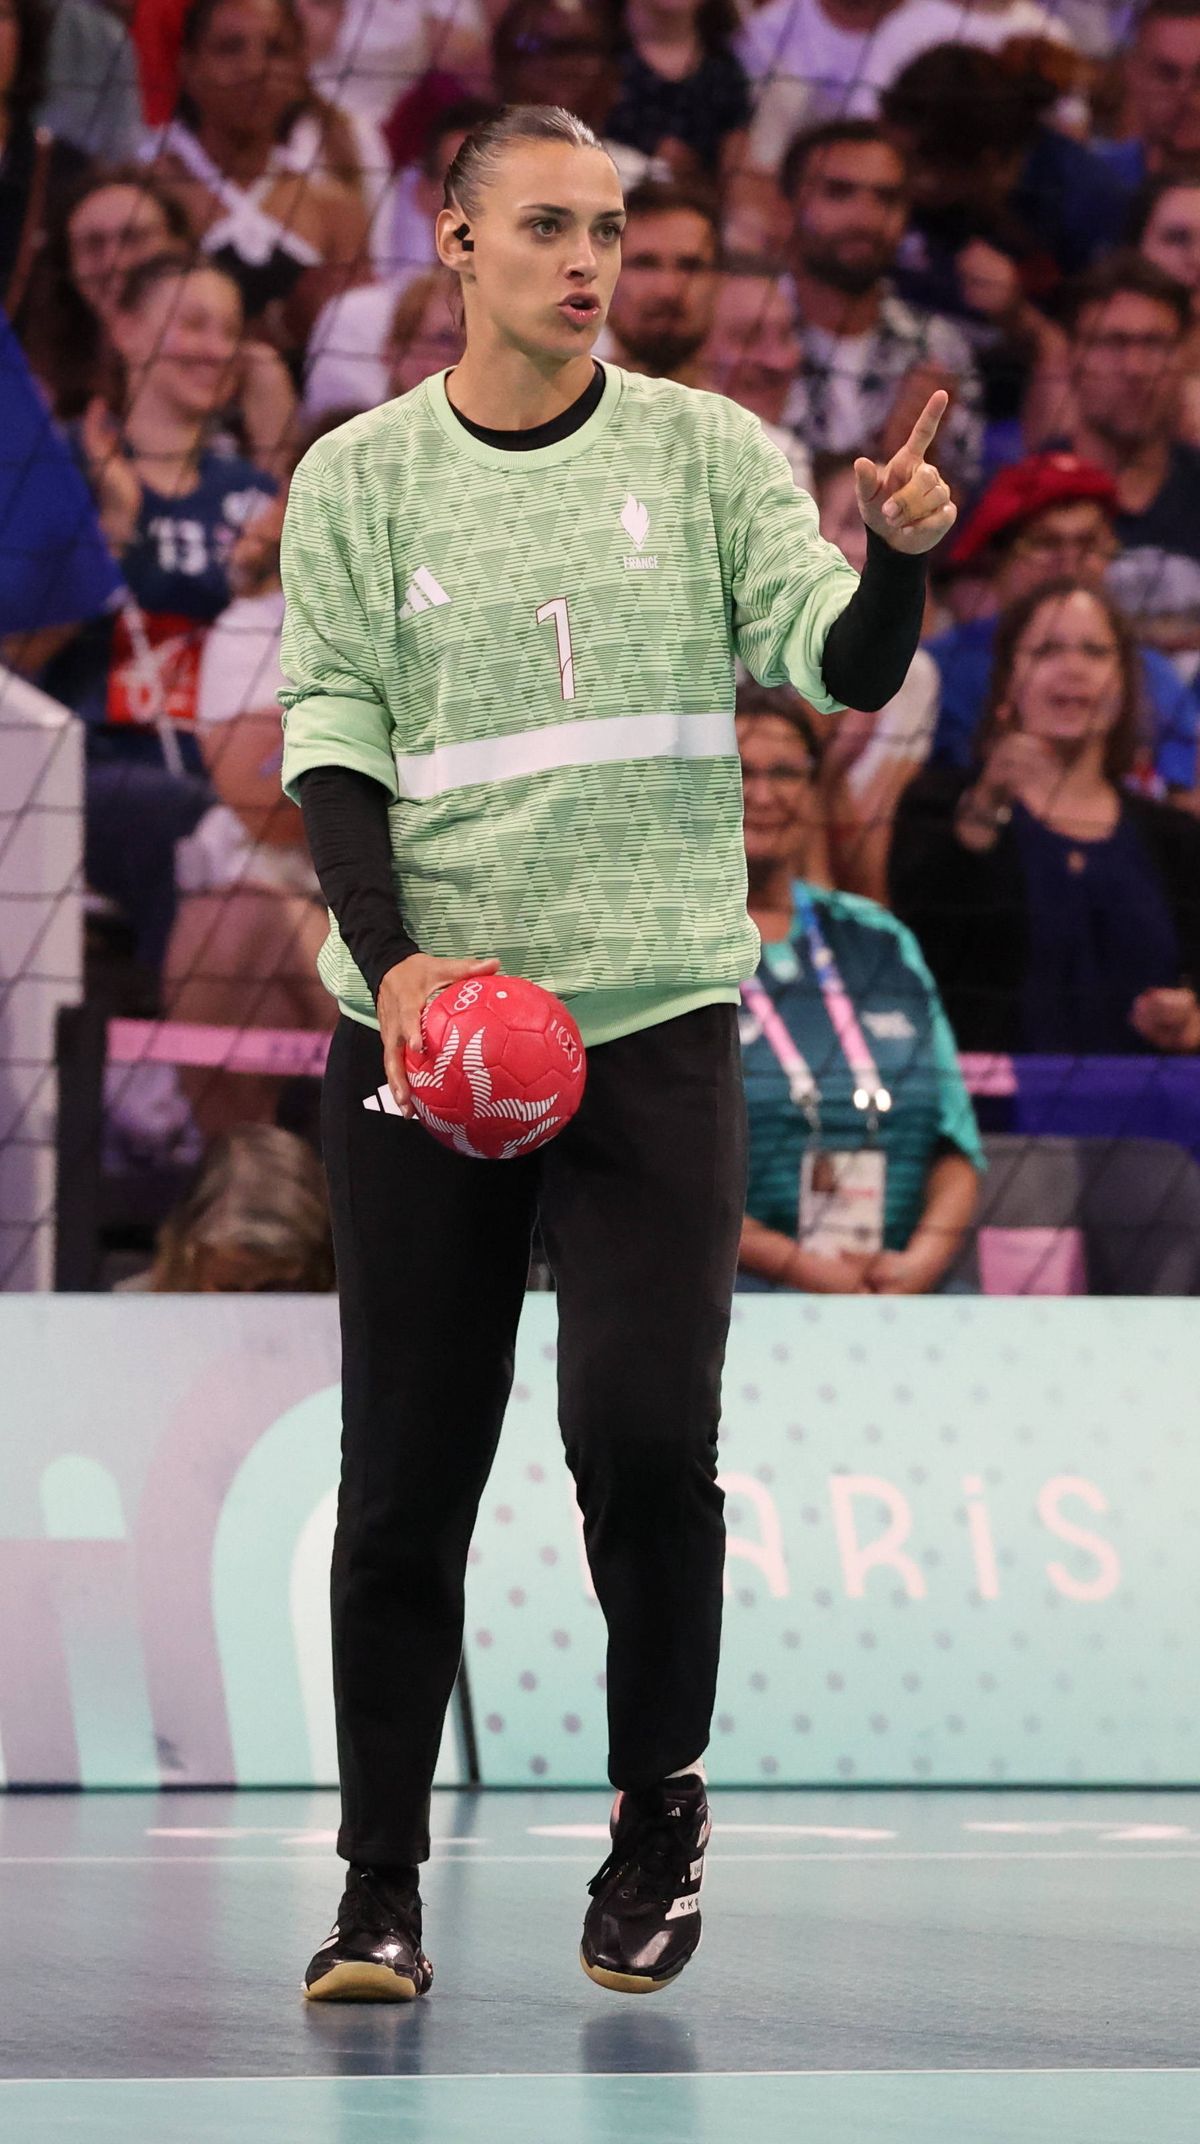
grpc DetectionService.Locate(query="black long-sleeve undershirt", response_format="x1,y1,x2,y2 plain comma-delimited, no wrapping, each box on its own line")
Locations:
819,528,927,712
298,766,417,1000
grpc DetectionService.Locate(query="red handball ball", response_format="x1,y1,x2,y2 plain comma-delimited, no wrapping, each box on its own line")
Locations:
403,974,587,1160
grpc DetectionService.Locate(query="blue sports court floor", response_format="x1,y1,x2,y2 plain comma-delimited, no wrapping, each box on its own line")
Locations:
2,1786,1198,2140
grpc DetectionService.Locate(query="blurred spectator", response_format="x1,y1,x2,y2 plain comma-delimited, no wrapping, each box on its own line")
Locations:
890,579,1200,1053
38,0,143,161
702,251,812,487
490,0,612,122
738,676,835,886
602,176,717,385
735,0,900,156
1099,0,1200,189
494,0,619,117
879,46,1123,461
19,163,190,418
1052,252,1200,677
169,426,340,1136
143,0,370,356
302,99,492,416
928,452,1199,793
847,0,1077,118
131,1124,334,1289
302,280,393,415
882,43,1127,293
735,691,982,1295
809,449,941,899
1054,0,1133,56
1131,171,1200,444
383,93,499,280
39,251,276,975
308,0,489,133
493,0,667,189
383,267,461,397
1,0,90,319
281,0,391,267
605,0,751,191
780,119,985,493
22,158,298,464
1133,169,1200,299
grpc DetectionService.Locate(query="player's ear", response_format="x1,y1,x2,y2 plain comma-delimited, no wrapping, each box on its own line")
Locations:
436,208,475,269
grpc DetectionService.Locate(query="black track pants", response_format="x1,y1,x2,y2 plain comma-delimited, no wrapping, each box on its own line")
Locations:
320,1002,748,1866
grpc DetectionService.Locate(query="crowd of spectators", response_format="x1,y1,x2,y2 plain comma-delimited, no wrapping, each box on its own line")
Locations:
4,0,1200,1289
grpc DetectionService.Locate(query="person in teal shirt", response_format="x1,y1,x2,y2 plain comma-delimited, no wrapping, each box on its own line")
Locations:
736,682,983,1294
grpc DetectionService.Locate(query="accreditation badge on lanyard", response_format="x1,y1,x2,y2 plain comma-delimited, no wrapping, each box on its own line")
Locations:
741,889,892,1257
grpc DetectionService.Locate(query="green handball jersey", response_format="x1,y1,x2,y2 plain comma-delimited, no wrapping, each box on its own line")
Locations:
279,363,860,1047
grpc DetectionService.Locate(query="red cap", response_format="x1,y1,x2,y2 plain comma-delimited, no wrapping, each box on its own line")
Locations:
950,452,1119,569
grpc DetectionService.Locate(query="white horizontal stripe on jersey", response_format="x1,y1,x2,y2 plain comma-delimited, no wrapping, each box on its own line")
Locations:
393,710,737,803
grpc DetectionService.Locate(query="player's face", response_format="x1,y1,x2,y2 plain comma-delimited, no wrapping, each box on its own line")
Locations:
457,141,625,360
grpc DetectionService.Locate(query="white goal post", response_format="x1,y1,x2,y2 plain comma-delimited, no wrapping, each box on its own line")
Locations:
0,665,83,1291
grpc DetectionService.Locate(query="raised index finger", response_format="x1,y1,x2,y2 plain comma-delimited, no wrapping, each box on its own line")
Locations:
906,388,950,459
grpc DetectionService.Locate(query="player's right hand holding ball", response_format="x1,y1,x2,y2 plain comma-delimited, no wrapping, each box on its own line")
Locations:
377,954,501,1117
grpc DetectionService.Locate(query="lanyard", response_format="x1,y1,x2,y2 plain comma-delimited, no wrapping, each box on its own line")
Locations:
740,887,892,1129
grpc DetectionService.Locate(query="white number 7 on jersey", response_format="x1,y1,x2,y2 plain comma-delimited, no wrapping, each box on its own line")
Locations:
535,597,576,702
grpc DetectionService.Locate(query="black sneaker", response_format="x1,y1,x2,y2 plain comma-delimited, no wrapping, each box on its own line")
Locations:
580,1773,711,1994
302,1866,433,2002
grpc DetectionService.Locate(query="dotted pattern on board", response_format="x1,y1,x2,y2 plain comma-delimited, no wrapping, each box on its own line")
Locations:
462,1299,1200,1788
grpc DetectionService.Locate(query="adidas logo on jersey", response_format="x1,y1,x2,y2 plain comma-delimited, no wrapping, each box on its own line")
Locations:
398,566,451,621
620,493,658,572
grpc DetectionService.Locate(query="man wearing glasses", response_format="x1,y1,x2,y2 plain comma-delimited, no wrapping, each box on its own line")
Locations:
1053,252,1200,711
